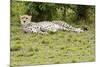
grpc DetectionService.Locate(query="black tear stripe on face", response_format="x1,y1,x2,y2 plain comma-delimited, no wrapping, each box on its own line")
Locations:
22,17,25,19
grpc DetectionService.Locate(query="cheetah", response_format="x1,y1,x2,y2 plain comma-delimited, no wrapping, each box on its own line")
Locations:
20,15,84,34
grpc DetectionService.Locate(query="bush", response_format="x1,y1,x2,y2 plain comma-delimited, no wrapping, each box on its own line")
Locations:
11,1,28,24
11,1,95,25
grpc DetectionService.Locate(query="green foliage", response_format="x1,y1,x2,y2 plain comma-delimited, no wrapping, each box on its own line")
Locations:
26,2,57,21
11,1,95,24
86,6,95,24
76,5,95,24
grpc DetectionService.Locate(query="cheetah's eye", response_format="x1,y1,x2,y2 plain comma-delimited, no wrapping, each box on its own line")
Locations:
26,18,28,19
22,17,24,19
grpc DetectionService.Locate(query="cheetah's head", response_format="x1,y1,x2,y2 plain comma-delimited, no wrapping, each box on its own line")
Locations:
20,15,32,25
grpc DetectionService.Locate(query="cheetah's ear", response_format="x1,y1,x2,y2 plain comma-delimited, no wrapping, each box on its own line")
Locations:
29,15,32,18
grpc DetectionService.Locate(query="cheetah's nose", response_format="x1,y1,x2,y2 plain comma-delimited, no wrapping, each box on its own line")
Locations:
23,21,26,23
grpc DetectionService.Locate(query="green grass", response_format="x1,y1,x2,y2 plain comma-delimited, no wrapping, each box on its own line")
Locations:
10,23,95,66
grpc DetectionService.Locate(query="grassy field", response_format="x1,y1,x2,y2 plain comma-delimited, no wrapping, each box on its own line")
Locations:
10,22,95,66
